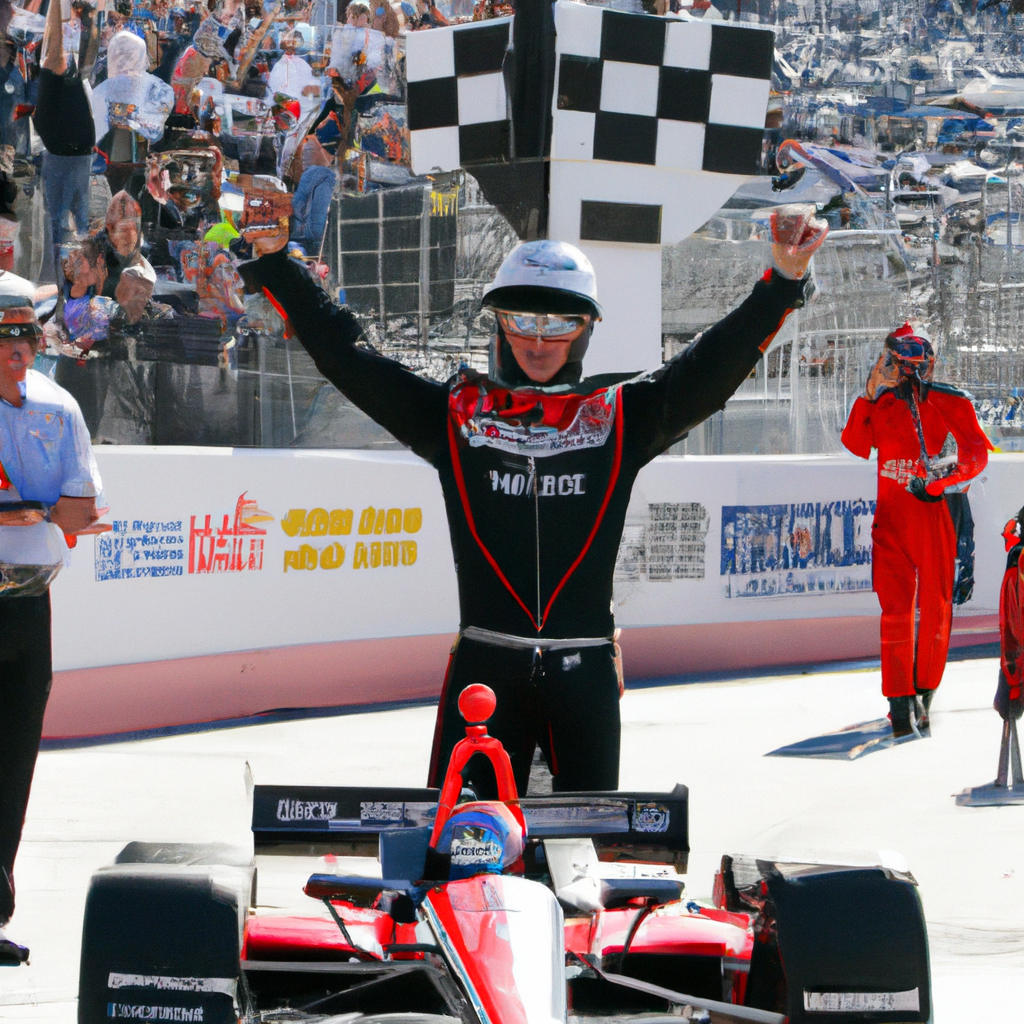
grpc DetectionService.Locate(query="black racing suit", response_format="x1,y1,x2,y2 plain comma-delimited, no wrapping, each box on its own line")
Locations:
243,252,805,795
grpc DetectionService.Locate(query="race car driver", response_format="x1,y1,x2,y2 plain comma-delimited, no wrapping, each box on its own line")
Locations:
842,322,991,738
240,206,827,795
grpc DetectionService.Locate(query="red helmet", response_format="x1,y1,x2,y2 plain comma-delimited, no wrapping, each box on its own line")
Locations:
885,321,933,360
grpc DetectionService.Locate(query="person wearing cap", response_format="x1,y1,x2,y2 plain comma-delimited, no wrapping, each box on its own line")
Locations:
240,208,827,795
0,305,106,964
842,322,992,738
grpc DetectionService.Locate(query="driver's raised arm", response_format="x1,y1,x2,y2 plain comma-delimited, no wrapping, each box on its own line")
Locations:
624,205,826,465
240,250,450,466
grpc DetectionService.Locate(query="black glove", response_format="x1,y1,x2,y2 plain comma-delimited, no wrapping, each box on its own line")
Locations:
237,247,289,295
994,669,1024,721
907,477,945,503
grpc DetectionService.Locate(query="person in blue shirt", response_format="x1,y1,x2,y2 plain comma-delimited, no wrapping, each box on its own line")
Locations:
0,304,106,965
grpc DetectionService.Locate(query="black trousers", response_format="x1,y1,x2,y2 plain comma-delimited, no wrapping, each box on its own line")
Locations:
0,593,52,923
427,635,620,798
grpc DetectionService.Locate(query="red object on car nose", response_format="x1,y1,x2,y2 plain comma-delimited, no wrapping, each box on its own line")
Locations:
458,684,496,725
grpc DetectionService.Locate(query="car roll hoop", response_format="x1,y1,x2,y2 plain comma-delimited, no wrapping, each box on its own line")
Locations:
428,684,526,848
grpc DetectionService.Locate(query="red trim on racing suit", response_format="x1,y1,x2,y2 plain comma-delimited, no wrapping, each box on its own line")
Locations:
446,385,624,633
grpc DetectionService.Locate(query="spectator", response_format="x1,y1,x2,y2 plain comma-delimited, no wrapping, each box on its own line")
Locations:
98,191,145,300
346,1,371,25
289,138,336,253
112,260,167,327
55,238,118,438
32,0,97,252
91,30,174,194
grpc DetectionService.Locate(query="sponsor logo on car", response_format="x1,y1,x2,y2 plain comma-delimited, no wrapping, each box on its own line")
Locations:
107,1005,205,1021
450,825,503,865
361,801,404,823
276,799,338,822
107,976,234,996
803,989,920,1013
632,803,671,833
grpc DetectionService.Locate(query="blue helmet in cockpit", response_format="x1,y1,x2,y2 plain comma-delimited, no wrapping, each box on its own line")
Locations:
436,801,525,881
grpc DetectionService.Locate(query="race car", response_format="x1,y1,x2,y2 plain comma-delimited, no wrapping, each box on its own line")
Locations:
78,686,932,1024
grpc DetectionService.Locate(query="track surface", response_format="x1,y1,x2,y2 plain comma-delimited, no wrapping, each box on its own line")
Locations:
1,657,1020,1021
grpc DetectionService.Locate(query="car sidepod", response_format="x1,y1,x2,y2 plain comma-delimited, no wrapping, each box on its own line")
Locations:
723,858,931,1023
78,844,254,1024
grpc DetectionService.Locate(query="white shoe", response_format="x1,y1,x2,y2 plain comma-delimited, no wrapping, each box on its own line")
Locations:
0,926,29,965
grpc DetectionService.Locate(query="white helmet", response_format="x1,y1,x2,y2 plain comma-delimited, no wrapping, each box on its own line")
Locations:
482,240,602,319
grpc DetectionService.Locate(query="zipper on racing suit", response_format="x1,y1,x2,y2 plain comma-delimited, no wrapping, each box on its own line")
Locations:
530,455,541,629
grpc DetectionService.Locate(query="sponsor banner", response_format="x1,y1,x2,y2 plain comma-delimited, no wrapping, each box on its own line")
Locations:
616,502,710,583
53,449,459,673
96,520,185,580
721,499,875,599
51,450,1019,681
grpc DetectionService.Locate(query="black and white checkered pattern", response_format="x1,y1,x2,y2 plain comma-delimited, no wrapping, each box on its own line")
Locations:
404,3,774,247
406,18,513,175
551,5,773,176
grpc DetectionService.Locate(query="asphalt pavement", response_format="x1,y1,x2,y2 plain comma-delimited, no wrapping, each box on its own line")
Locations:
1,657,1020,1022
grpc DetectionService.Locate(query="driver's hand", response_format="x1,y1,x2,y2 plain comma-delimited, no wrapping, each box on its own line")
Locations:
238,249,288,294
770,203,828,280
613,627,624,699
775,139,809,175
50,496,107,534
925,470,965,496
253,233,289,257
907,477,945,503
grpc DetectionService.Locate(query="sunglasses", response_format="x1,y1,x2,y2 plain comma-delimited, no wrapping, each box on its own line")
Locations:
495,310,591,340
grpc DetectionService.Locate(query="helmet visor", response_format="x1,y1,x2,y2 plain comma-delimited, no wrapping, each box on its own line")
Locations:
495,310,590,340
891,339,930,362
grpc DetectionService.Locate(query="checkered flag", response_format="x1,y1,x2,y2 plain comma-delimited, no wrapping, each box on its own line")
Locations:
406,18,513,175
549,2,773,246
404,1,774,246
552,6,772,176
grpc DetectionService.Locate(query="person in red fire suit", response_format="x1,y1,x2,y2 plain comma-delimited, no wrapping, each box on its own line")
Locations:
995,509,1024,723
842,322,992,737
